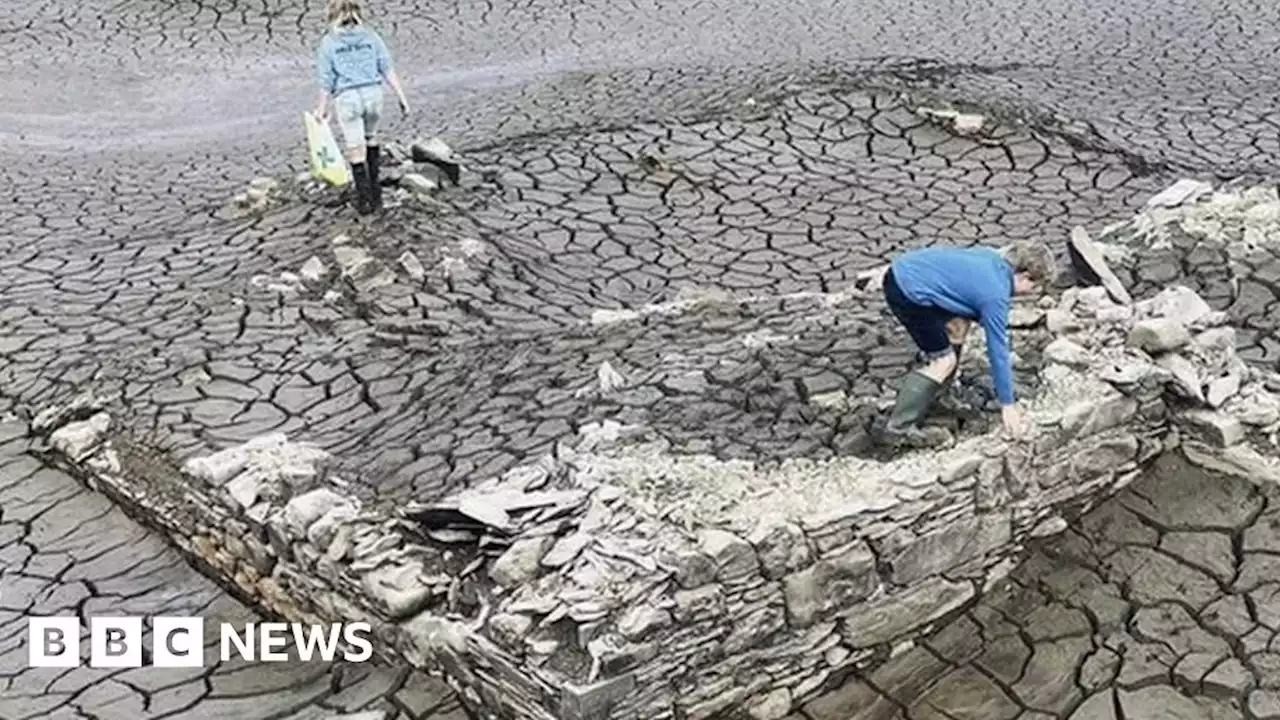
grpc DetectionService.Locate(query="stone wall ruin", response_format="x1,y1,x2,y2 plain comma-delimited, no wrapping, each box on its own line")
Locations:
34,267,1280,720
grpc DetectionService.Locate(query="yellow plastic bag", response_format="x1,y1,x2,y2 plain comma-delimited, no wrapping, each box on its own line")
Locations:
304,111,351,187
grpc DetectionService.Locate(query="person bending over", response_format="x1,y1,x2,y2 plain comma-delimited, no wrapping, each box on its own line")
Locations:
879,241,1055,443
314,0,410,214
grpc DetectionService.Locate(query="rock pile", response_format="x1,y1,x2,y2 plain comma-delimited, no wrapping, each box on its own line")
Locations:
915,106,987,136
1038,281,1280,484
226,176,285,217
379,137,465,209
220,136,466,218
34,281,1280,720
1080,181,1280,309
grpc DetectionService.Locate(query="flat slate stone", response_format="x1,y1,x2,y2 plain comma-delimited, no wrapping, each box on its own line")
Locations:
1146,179,1214,208
1070,226,1133,305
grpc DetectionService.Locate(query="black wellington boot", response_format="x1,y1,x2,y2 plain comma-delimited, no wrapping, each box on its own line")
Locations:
367,145,383,211
880,371,943,447
350,161,373,215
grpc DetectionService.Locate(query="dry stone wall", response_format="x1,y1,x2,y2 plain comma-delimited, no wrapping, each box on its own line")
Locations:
34,280,1280,720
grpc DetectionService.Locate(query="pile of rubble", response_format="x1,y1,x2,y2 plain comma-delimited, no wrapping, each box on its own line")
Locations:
1097,180,1280,254
1072,180,1280,310
227,177,286,217
244,232,425,303
222,136,467,218
915,106,987,136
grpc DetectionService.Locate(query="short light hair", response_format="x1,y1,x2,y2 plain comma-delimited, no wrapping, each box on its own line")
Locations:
327,0,364,27
1001,240,1056,284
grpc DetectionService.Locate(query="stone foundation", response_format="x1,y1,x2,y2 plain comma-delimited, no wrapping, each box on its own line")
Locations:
34,278,1280,720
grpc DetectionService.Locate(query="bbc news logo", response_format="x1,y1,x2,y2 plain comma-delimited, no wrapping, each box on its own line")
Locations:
28,617,374,667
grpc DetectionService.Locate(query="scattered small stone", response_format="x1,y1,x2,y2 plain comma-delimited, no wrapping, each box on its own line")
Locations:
1205,372,1242,408
1045,309,1082,334
334,246,395,294
401,173,437,195
917,107,985,135
798,370,846,400
598,361,626,393
1128,318,1191,354
638,151,670,173
439,256,467,278
184,446,250,485
490,537,553,587
411,136,462,165
399,251,426,281
227,177,283,215
283,489,348,535
808,390,849,411
225,472,263,509
1008,308,1044,328
1138,286,1212,325
30,393,108,435
49,413,111,462
1156,354,1205,403
1180,410,1244,448
952,113,985,134
591,308,640,326
248,176,278,194
1043,338,1091,368
1095,305,1134,324
488,613,534,648
361,562,430,619
300,257,328,284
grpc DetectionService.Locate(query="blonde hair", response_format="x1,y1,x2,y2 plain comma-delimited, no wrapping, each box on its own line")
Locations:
326,0,364,27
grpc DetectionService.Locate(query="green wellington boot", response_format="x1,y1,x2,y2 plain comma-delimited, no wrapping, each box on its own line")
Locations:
881,371,944,445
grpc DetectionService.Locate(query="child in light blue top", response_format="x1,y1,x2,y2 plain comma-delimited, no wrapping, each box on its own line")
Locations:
313,0,410,215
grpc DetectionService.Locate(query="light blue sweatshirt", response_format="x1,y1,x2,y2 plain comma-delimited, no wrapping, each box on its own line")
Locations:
890,246,1017,405
315,26,392,95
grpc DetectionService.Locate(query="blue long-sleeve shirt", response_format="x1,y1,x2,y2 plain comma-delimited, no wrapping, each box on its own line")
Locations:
315,26,392,94
890,247,1017,405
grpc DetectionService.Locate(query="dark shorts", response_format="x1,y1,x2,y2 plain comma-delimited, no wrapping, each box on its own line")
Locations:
883,268,954,359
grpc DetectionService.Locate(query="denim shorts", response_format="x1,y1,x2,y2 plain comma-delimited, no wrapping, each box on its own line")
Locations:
882,268,955,360
334,84,384,149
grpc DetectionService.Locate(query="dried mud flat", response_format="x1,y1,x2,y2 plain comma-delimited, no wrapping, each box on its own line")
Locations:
7,0,1280,717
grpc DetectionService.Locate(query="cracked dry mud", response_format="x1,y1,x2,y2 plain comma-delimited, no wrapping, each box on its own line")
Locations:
0,416,465,720
799,455,1280,720
9,0,1280,716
